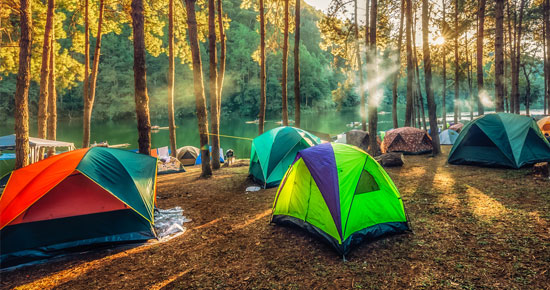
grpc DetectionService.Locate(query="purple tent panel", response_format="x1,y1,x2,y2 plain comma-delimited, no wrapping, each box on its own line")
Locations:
297,143,342,239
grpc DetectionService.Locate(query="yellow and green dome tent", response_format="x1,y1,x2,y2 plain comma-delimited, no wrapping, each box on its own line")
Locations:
272,143,409,256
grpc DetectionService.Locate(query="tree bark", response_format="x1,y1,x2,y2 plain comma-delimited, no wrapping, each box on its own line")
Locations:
466,31,473,120
293,0,301,128
84,0,105,149
404,0,414,127
186,0,212,177
131,0,152,155
506,0,515,113
217,0,225,115
14,0,32,169
47,27,57,157
367,0,379,156
544,17,548,116
442,0,447,128
412,12,426,131
82,0,90,147
522,65,530,116
504,28,510,112
546,0,550,114
453,0,459,124
281,0,289,126
38,0,55,143
259,0,266,134
512,0,526,114
391,0,404,129
495,0,505,112
208,0,220,169
422,0,440,155
167,0,177,158
354,0,366,131
476,0,486,115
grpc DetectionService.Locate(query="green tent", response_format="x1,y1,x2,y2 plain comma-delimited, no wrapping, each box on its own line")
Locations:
249,127,321,188
448,113,550,168
272,143,409,255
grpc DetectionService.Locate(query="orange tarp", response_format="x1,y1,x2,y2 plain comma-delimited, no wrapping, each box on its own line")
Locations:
0,149,89,229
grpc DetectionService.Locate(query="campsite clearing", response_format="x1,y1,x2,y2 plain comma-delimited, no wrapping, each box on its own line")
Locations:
1,148,549,289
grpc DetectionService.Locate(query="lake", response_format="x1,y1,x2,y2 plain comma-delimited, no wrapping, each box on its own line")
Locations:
0,108,544,158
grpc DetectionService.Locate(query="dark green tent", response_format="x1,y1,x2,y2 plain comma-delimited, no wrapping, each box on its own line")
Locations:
249,127,321,188
448,113,550,168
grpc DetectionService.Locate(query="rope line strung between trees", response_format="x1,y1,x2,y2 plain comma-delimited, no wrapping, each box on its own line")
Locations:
207,133,253,141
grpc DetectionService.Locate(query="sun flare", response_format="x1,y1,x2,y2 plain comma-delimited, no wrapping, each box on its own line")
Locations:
432,36,445,46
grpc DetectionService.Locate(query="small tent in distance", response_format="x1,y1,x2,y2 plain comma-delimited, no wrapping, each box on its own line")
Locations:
249,127,321,188
0,147,158,268
381,127,433,155
439,129,459,145
448,113,550,168
177,146,200,166
272,143,409,255
538,116,550,138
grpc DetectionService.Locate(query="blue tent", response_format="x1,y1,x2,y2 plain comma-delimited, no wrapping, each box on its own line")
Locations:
195,146,224,165
439,129,459,145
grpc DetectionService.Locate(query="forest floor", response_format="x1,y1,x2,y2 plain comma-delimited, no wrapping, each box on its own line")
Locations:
1,147,550,289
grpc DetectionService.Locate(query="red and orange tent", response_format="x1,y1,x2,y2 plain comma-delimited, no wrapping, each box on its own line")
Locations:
0,147,158,267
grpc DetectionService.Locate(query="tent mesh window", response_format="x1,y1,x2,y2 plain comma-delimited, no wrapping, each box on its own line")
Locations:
354,169,379,195
461,125,497,147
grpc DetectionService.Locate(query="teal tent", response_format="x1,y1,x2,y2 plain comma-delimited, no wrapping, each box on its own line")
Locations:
249,127,321,188
448,113,550,168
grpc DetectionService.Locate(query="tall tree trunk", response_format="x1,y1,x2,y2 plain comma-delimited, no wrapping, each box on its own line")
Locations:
131,0,152,155
47,27,57,157
495,0,505,112
14,0,32,169
412,12,426,131
294,0,301,128
468,40,474,120
476,0,486,115
453,0,459,124
281,0,289,126
404,0,414,127
504,29,510,112
217,0,225,115
82,0,90,147
506,0,514,113
258,0,266,134
186,0,212,177
442,0,447,128
512,0,526,114
544,18,548,116
167,0,177,158
546,0,550,114
422,0,440,155
391,0,404,129
84,0,105,149
522,65,530,116
38,0,55,145
354,0,366,131
208,0,220,169
367,0,379,156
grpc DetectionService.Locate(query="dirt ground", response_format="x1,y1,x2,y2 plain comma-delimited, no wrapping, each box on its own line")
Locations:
1,147,550,289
